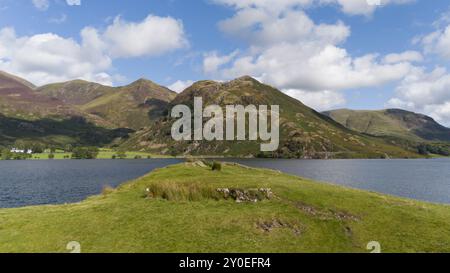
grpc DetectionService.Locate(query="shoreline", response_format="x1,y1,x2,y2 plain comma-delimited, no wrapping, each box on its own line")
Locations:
1,162,449,253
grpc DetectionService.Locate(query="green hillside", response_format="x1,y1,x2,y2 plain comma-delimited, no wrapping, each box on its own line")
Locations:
323,109,450,142
37,78,177,130
120,76,420,159
36,80,115,106
0,72,129,147
0,162,449,253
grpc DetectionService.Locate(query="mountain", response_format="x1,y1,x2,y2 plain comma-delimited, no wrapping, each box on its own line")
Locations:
323,109,450,142
120,76,419,159
0,71,35,89
36,80,114,106
37,78,177,130
0,70,77,120
0,71,130,147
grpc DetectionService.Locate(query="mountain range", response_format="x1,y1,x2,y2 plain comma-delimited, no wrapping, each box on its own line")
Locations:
323,109,450,142
0,70,449,158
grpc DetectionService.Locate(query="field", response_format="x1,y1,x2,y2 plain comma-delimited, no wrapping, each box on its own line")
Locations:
31,149,170,160
0,162,449,253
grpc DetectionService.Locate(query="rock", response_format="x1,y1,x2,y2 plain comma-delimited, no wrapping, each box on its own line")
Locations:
216,188,274,203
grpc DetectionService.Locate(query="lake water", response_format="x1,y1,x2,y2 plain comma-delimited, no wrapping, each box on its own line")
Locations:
0,158,449,208
0,159,182,208
226,158,450,204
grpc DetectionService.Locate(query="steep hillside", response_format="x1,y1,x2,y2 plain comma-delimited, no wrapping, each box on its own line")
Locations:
120,76,419,159
37,78,177,130
0,71,77,120
323,109,450,142
36,80,114,106
0,71,35,89
0,71,126,147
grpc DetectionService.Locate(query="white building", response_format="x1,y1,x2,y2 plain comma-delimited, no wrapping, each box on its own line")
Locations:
10,148,33,154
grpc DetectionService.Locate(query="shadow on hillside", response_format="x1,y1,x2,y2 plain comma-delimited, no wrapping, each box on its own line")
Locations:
0,114,134,146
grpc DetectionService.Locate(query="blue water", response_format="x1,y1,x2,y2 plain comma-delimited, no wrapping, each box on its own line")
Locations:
226,158,450,204
0,159,181,208
0,158,449,208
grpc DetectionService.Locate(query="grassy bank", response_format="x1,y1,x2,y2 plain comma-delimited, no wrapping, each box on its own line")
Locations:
31,149,171,160
0,162,449,253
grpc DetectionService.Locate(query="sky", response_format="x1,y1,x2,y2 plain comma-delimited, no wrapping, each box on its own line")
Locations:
0,0,450,125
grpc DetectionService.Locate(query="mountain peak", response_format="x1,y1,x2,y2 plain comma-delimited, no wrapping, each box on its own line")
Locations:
129,78,155,85
234,75,258,82
0,70,36,89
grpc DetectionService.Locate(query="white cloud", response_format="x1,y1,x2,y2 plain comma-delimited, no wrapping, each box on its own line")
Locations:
284,89,346,111
219,9,350,46
0,14,188,86
213,0,413,16
32,0,49,11
326,0,414,16
420,25,450,60
382,50,423,64
219,43,413,92
387,67,450,126
168,80,194,93
205,2,416,107
103,15,188,58
0,27,112,86
66,0,81,6
203,50,239,74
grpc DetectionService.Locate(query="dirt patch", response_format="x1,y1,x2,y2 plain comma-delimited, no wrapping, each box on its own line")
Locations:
343,226,353,238
295,202,360,222
257,219,302,236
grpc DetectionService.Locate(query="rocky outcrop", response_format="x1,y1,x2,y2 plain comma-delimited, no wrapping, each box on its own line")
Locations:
217,188,274,203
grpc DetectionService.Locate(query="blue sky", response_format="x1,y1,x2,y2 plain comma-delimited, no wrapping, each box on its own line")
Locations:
1,0,450,125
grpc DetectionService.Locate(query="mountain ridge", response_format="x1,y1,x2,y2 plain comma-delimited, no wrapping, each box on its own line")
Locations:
1,70,447,158
323,108,450,142
120,76,420,158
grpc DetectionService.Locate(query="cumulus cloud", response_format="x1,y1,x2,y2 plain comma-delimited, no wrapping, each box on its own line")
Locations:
0,14,187,86
284,89,346,110
387,67,450,126
0,27,112,85
203,50,239,74
327,0,414,16
213,0,413,16
205,1,417,109
420,25,450,60
168,80,194,93
382,51,423,64
103,15,188,58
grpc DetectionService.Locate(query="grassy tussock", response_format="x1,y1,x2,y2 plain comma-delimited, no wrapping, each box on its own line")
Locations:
145,182,222,201
101,185,116,196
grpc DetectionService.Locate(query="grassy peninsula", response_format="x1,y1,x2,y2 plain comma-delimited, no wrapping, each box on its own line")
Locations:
0,162,449,253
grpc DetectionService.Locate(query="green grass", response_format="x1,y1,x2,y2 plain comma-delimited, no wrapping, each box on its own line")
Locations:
0,162,449,253
31,149,170,160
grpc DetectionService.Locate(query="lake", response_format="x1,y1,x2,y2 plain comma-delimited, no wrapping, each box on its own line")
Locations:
226,158,450,204
0,159,182,208
0,158,449,208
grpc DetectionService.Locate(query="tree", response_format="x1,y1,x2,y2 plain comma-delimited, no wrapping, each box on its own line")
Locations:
71,147,99,159
116,150,127,159
31,143,44,153
13,140,26,149
48,153,55,160
64,144,74,153
1,149,12,160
